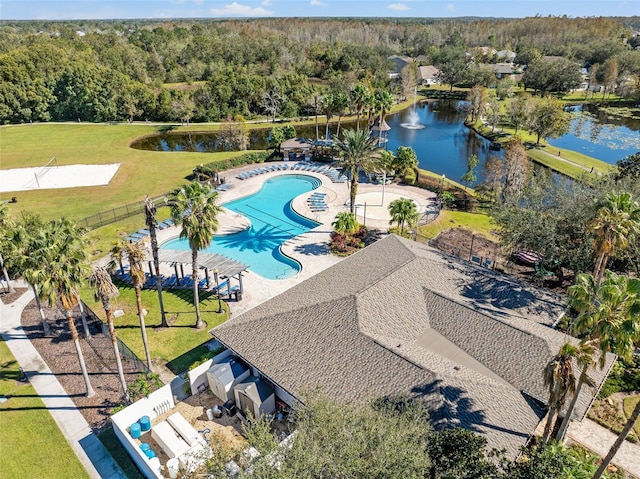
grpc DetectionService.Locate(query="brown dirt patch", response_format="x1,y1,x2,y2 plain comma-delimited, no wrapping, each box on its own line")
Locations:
428,227,570,293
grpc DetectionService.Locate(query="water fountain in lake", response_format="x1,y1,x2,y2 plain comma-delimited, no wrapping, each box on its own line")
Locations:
400,88,425,130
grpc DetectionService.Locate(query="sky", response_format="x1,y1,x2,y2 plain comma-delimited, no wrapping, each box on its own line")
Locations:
1,0,638,21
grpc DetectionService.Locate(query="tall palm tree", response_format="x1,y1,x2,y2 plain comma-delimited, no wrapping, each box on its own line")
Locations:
111,240,153,370
590,192,640,285
144,196,168,328
35,219,95,397
88,266,129,403
542,342,579,443
388,198,419,235
333,129,382,214
333,92,349,138
556,271,640,441
0,203,15,293
8,219,53,335
350,84,370,132
168,181,221,329
594,398,640,479
320,93,335,140
374,90,394,145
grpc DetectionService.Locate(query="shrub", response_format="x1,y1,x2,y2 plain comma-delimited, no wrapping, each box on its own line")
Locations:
599,357,640,398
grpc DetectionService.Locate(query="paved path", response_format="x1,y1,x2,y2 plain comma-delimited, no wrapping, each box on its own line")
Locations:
567,418,640,478
0,284,126,479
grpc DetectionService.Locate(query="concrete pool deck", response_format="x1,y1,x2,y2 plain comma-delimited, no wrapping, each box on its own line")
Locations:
154,160,437,317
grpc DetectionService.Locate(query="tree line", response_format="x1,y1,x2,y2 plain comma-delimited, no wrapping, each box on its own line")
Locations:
1,16,639,124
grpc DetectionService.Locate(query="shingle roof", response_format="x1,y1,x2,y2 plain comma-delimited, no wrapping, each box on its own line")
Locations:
213,235,612,458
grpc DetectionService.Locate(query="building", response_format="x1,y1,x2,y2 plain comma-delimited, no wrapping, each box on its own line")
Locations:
418,65,440,85
212,235,613,458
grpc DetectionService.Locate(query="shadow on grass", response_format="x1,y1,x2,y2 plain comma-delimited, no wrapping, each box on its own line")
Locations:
98,427,145,479
165,343,211,375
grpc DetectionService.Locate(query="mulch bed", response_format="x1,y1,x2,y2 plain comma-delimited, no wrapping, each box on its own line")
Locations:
1,287,28,304
20,299,147,433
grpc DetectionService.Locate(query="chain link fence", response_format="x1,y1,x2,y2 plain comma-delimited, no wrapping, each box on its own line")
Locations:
78,195,165,230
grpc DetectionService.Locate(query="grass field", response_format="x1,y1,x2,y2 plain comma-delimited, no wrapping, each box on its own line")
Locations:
79,279,228,373
417,210,497,241
0,340,90,479
0,123,251,220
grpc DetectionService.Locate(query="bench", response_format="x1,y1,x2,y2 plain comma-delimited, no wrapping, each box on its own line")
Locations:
167,412,203,447
151,420,190,459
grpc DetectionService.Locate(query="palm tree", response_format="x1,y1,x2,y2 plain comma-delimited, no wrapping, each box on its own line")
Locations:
332,212,359,235
556,271,640,441
388,198,419,235
35,219,95,397
320,93,335,140
594,399,640,479
541,342,579,443
374,90,394,145
168,181,221,329
393,146,419,180
111,240,153,370
333,92,349,138
0,203,15,293
333,129,382,214
145,196,168,328
350,84,370,132
590,192,640,285
89,266,129,403
8,219,53,335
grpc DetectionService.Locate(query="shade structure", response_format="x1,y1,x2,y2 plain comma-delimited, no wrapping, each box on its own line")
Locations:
152,249,248,279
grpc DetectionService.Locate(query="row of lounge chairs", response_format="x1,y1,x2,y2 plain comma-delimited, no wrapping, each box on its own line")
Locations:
215,183,233,192
126,220,174,243
307,192,328,212
235,162,348,183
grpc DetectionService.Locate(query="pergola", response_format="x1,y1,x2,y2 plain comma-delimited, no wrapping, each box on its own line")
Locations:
281,137,313,161
149,249,248,298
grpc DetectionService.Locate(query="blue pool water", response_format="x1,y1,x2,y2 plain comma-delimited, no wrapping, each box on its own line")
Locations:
162,174,321,279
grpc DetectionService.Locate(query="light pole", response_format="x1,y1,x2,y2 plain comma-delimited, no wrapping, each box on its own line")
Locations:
441,174,445,190
213,268,222,314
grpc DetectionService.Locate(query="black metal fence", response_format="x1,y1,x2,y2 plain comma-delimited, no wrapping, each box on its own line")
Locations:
78,195,165,230
83,302,150,373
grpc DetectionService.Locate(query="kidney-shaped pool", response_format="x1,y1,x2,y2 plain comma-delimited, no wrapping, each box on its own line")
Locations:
161,174,321,280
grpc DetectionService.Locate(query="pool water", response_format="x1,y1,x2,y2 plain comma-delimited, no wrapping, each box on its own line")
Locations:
162,174,321,279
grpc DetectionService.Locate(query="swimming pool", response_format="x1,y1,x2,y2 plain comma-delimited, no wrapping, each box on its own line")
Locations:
162,174,321,279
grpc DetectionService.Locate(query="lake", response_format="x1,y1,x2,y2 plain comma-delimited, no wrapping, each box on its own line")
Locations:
131,102,639,184
547,104,640,164
132,100,501,186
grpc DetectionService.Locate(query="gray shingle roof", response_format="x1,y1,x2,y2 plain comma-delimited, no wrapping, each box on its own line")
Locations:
213,235,613,458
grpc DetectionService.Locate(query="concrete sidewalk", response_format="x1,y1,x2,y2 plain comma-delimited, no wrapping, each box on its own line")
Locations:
0,284,126,479
567,418,640,478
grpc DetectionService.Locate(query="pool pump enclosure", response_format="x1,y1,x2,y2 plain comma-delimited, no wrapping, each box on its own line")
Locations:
207,357,250,401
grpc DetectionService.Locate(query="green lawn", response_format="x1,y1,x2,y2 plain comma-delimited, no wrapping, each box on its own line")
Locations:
0,340,90,479
623,396,640,439
79,280,228,372
417,210,497,241
0,123,250,220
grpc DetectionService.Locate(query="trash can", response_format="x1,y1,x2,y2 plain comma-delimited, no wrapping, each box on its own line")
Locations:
139,415,151,432
166,458,180,479
130,422,141,439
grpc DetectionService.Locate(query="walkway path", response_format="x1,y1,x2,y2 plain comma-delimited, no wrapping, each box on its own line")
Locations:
534,148,600,174
0,283,126,479
566,418,640,478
